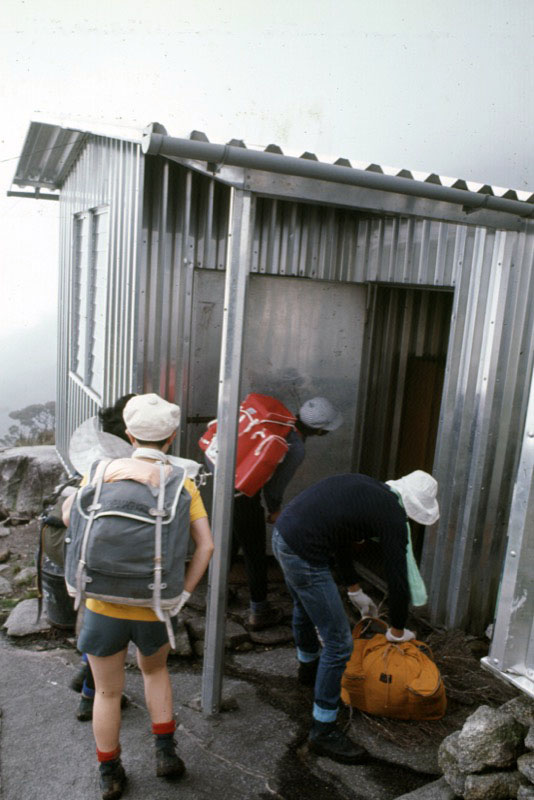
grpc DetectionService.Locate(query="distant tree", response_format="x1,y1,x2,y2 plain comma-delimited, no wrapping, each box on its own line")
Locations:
0,401,55,447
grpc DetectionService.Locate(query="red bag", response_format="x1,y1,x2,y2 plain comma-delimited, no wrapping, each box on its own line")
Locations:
199,394,296,496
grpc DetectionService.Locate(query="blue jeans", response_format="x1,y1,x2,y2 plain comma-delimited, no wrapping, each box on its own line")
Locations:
272,528,353,723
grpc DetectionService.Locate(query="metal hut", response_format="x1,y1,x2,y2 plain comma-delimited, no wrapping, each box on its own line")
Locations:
9,118,534,708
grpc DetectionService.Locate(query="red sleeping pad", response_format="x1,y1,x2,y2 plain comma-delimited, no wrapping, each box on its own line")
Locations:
198,393,296,496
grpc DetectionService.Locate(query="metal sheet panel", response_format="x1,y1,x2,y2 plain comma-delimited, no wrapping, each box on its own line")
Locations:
241,275,366,500
421,224,534,633
136,158,231,440
250,200,463,286
56,136,143,466
482,355,534,696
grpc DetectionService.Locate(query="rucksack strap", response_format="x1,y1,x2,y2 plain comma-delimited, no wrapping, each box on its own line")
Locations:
150,463,167,624
74,459,112,610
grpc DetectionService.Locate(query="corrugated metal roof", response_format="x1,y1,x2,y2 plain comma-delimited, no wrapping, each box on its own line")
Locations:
11,119,534,207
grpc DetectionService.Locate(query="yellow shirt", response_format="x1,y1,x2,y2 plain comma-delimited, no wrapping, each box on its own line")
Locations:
84,471,207,621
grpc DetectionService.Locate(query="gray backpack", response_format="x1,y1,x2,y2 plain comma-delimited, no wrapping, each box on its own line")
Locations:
65,458,190,647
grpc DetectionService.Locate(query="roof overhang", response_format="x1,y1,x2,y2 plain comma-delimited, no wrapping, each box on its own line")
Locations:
9,118,144,195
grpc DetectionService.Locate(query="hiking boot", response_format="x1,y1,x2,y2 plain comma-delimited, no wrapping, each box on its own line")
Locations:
77,693,129,722
308,722,368,765
155,736,186,779
99,758,127,800
297,658,319,687
76,694,94,721
247,604,283,631
70,661,89,693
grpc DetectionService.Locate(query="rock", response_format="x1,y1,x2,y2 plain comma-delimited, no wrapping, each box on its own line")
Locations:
185,692,239,713
502,696,534,728
224,619,250,649
0,526,11,537
248,624,294,646
13,566,37,587
187,583,207,611
518,752,534,783
457,705,526,773
525,726,534,750
0,564,10,573
518,784,534,800
0,446,67,519
438,731,468,796
0,576,12,595
0,548,10,563
463,770,522,800
170,620,193,657
182,610,206,642
394,777,459,800
3,598,51,636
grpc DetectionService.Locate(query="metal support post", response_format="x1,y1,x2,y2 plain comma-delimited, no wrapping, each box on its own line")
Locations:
201,188,253,714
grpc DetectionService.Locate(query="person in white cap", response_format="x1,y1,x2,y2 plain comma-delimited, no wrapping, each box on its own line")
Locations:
62,393,214,800
231,396,343,631
271,470,439,765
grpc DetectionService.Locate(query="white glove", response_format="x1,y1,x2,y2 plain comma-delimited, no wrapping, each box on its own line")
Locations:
385,627,416,643
170,590,191,617
347,588,379,618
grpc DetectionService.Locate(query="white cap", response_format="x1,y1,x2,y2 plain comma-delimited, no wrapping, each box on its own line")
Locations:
298,397,343,431
123,393,180,441
386,470,439,526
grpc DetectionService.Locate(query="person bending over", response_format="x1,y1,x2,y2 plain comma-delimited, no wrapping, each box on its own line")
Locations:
272,470,439,764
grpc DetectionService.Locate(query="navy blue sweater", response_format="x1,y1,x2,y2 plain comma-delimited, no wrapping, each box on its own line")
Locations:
276,473,410,629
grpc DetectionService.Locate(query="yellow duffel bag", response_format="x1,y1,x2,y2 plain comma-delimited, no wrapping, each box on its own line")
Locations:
341,619,446,721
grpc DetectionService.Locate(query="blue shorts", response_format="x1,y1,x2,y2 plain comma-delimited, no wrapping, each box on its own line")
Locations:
78,608,177,657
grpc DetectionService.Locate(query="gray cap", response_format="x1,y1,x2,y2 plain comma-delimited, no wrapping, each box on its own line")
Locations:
298,397,343,431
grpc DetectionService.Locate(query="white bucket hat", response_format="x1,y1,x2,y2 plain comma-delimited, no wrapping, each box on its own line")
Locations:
298,397,343,431
123,393,180,441
386,470,439,526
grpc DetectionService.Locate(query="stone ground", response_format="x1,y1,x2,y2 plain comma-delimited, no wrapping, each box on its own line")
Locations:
0,519,520,800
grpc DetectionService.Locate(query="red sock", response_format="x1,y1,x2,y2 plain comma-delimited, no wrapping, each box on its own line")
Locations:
96,745,121,763
152,720,176,736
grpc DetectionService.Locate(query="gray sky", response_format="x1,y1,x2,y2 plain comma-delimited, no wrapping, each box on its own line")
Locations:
0,0,533,421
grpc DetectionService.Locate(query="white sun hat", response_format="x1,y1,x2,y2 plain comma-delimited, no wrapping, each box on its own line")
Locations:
386,470,439,526
298,397,343,431
123,393,181,440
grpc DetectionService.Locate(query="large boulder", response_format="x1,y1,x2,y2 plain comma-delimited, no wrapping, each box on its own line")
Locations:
438,732,468,796
0,446,67,520
456,705,526,773
463,770,522,800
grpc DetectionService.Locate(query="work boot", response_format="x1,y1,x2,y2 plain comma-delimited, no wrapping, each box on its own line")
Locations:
308,720,368,764
70,660,89,693
297,658,319,687
76,693,94,721
99,758,127,800
155,735,186,779
247,603,283,631
77,693,129,722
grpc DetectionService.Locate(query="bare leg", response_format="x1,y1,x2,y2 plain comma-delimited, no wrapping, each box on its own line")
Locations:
87,650,127,752
137,643,173,723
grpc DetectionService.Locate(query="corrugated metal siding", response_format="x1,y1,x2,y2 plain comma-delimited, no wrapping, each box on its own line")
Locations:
136,158,230,450
355,287,453,479
422,223,534,631
250,198,461,286
56,136,143,465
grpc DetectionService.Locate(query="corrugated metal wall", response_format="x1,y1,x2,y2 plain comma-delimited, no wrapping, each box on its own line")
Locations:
251,198,461,286
136,158,230,451
56,136,143,464
422,223,534,631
